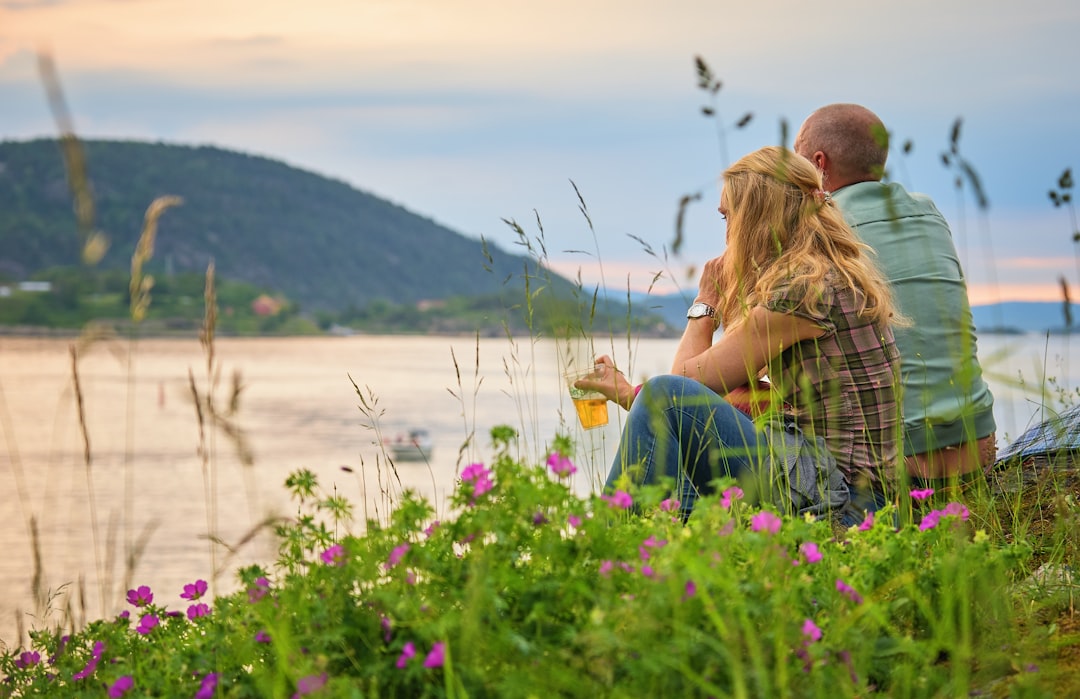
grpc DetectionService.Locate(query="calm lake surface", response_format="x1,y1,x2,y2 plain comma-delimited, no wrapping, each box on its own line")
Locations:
0,331,1075,647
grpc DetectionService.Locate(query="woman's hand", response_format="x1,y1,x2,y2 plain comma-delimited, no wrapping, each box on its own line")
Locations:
574,355,637,410
696,254,726,309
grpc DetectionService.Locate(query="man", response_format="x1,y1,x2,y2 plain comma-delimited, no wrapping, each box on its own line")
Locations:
794,103,997,487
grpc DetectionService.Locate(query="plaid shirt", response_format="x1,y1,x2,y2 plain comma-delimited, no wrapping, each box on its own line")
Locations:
765,279,901,487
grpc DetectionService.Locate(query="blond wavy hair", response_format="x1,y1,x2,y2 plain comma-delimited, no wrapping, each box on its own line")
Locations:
715,146,900,330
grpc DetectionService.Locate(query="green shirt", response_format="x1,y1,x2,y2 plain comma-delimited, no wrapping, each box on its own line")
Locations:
833,181,996,455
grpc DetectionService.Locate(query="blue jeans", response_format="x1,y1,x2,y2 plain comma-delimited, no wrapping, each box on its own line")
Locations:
605,375,766,519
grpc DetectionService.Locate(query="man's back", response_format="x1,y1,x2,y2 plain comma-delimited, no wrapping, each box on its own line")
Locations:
832,180,997,457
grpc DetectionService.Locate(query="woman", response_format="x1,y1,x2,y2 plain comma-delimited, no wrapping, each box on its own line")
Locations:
580,146,902,524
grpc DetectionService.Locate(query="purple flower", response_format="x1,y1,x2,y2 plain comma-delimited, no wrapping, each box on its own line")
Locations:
836,579,864,604
248,577,271,603
15,650,40,669
799,542,822,564
599,560,614,577
72,641,105,680
858,511,875,531
321,544,346,566
460,463,493,500
180,579,208,601
801,618,822,642
919,510,942,531
187,603,211,620
396,641,416,669
195,673,219,699
423,521,440,538
910,488,935,501
567,514,582,528
720,486,744,509
546,452,578,477
255,630,272,643
750,510,782,534
108,675,134,698
385,543,411,571
683,580,697,600
532,510,549,526
641,565,655,578
381,615,393,643
293,673,328,697
125,585,153,607
423,642,446,669
659,498,681,512
602,490,633,509
136,614,159,635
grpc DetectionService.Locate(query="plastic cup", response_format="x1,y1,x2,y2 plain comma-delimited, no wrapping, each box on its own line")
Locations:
565,368,609,429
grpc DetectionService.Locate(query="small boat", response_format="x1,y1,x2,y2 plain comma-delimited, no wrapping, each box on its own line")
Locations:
386,429,433,462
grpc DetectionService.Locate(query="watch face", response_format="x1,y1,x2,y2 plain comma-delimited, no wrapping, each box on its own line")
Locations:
687,303,715,319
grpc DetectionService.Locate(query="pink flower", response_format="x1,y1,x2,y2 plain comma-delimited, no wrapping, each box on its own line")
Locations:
72,641,105,680
385,543,411,571
602,490,633,509
248,577,271,603
187,603,211,620
108,675,134,698
720,486,744,509
396,641,416,669
718,519,735,537
599,560,614,577
461,463,494,500
641,565,655,578
136,614,159,635
919,511,942,531
125,585,153,608
799,542,822,564
942,501,970,520
381,616,393,642
321,544,346,566
802,618,822,642
294,673,328,697
255,630,272,643
423,642,446,668
567,514,582,528
423,521,440,538
858,512,875,531
683,580,697,600
910,488,935,501
750,510,782,534
836,579,864,604
546,452,578,477
195,673,219,699
180,579,208,601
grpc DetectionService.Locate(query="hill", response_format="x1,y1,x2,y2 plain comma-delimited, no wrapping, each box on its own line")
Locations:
0,138,564,313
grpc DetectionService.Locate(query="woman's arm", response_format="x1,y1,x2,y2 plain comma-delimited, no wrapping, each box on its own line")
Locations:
672,305,825,395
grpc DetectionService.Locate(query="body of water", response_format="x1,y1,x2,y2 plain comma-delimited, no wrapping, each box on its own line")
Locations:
0,331,1075,647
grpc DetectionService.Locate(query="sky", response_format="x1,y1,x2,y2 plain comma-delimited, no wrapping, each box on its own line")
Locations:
2,0,1079,306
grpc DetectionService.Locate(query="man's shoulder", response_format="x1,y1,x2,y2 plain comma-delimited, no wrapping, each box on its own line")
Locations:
833,181,945,224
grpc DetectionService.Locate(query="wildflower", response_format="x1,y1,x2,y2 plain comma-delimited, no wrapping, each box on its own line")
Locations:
720,486,744,509
136,614,159,635
599,560,614,577
381,615,393,643
321,543,346,566
942,501,970,520
187,603,211,620
423,642,446,669
248,577,271,603
117,610,130,621
799,541,823,564
460,463,494,500
406,571,417,585
423,521,440,538
108,675,134,698
293,673,328,697
641,565,655,578
659,498,680,512
385,543,411,571
396,641,416,669
602,490,633,509
532,510,549,526
194,673,219,699
180,579,208,601
546,452,577,477
858,511,875,531
750,510,782,534
255,630,272,643
683,580,697,600
801,618,822,642
125,585,153,607
918,510,942,531
567,514,582,528
73,641,105,680
718,519,735,537
910,488,935,501
15,650,40,668
835,579,864,604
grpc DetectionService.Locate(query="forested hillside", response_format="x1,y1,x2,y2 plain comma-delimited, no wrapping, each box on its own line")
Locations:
0,139,560,312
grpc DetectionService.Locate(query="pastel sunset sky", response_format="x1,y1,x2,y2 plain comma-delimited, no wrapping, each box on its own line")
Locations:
2,0,1078,305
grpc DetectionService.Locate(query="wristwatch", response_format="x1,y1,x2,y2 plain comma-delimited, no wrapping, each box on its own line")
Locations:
686,302,716,320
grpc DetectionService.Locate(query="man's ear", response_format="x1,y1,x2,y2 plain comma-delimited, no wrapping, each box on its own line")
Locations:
811,150,827,172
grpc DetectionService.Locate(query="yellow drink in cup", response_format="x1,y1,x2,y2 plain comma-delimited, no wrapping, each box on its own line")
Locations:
566,368,609,429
